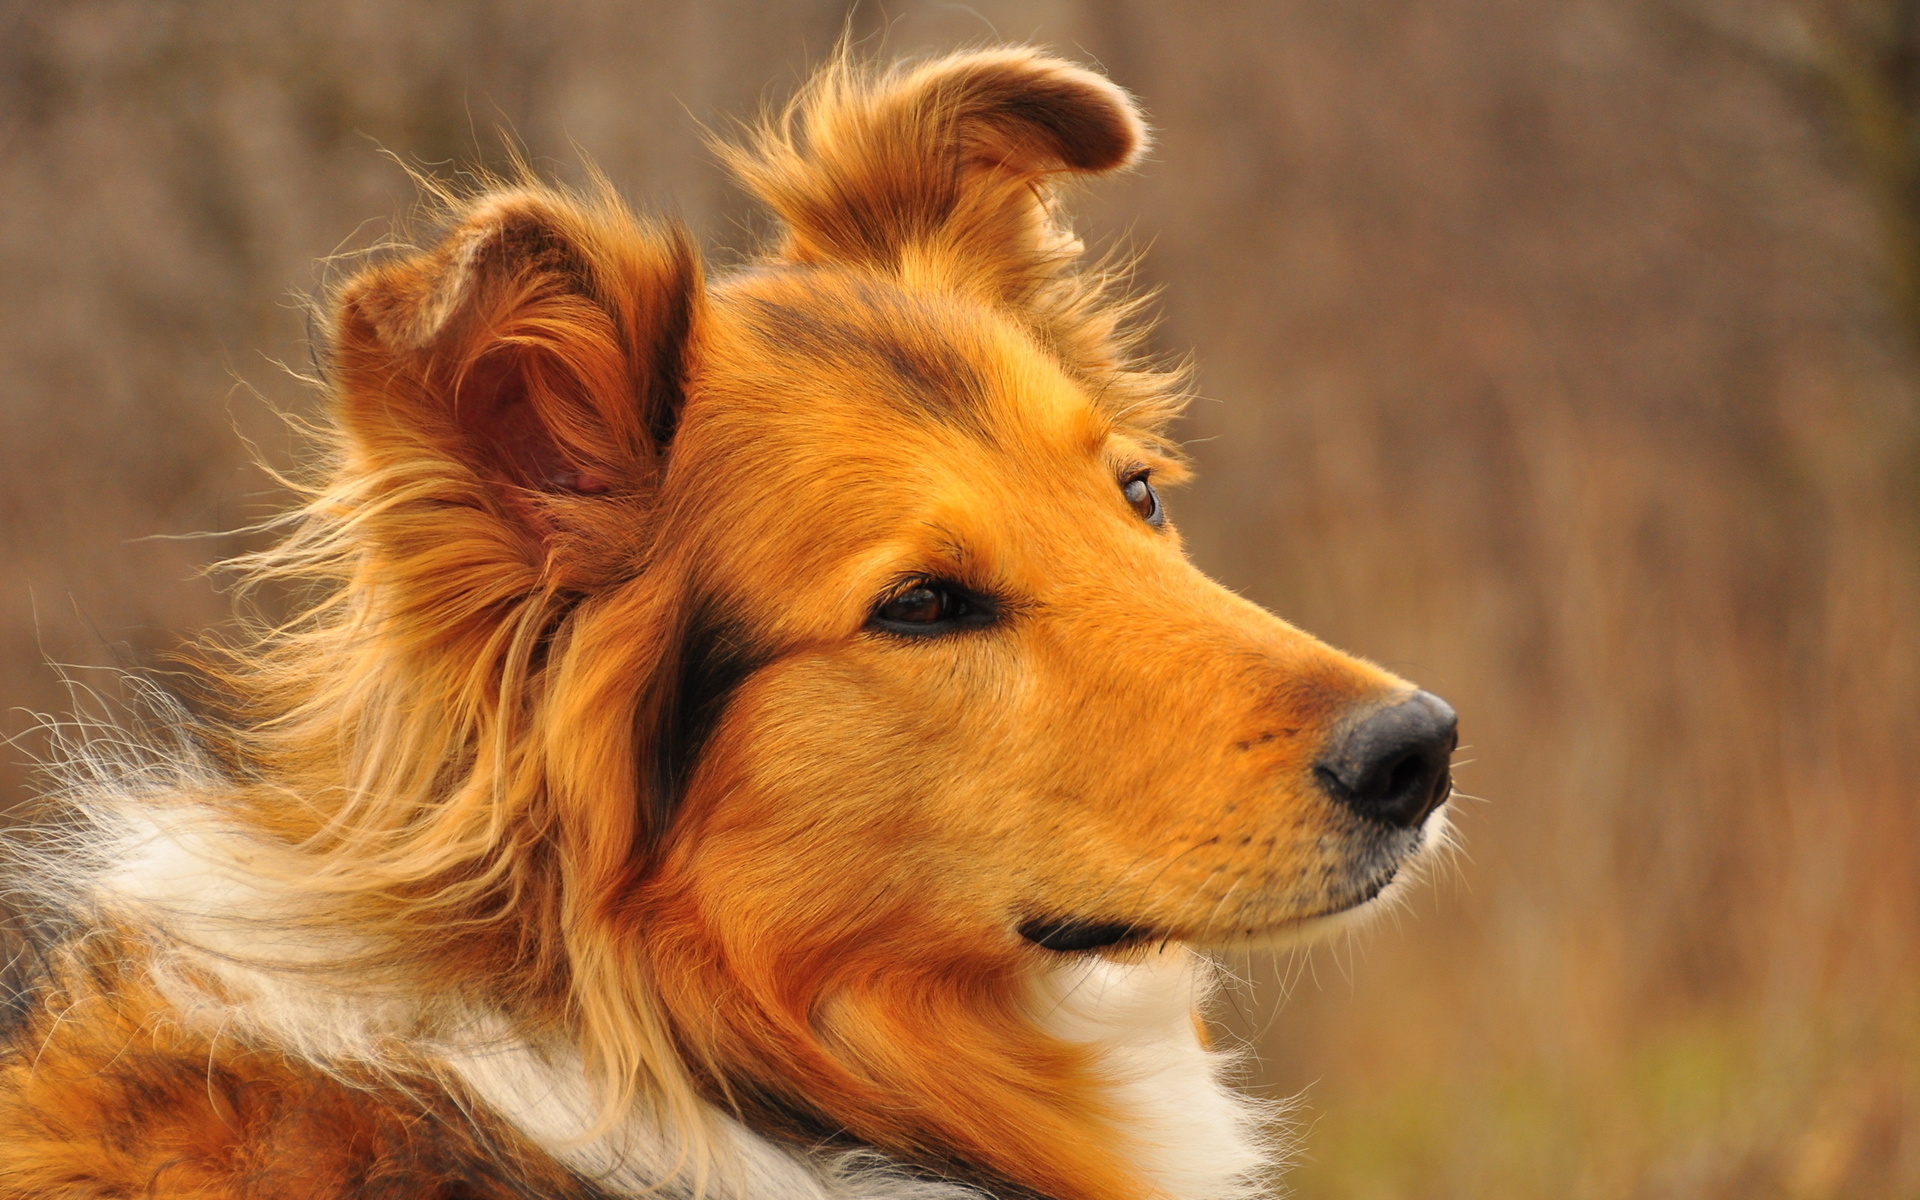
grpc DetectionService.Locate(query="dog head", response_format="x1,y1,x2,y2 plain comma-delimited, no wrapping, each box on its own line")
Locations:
325,48,1454,1200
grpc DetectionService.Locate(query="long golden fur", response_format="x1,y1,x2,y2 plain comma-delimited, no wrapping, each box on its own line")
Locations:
0,48,1454,1200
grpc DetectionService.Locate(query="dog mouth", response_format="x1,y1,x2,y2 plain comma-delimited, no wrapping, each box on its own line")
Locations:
1016,917,1158,953
1017,858,1413,954
1016,798,1449,953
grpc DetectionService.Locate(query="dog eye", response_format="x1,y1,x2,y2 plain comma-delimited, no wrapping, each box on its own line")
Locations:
870,580,996,636
881,585,947,625
1123,473,1163,527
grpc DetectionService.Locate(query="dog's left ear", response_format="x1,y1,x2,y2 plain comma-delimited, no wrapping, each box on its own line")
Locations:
723,48,1147,301
330,187,701,583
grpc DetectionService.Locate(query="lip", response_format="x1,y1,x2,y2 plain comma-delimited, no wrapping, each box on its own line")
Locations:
1024,860,1409,954
1021,811,1441,954
1350,860,1402,905
1270,860,1403,929
1017,917,1154,953
1212,859,1412,946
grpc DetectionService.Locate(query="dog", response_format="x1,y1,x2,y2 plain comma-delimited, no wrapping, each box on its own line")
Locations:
0,48,1456,1200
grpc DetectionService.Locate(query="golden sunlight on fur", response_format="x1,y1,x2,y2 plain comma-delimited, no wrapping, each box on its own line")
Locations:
0,47,1456,1200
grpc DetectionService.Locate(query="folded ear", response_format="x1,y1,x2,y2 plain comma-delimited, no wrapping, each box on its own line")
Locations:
722,48,1147,299
331,187,701,574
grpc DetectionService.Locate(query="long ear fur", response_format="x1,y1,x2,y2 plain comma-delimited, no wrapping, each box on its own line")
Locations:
333,184,701,588
720,48,1148,301
188,183,714,1155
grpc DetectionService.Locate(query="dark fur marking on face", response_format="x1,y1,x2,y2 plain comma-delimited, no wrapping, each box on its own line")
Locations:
652,597,771,837
636,232,701,452
739,293,985,428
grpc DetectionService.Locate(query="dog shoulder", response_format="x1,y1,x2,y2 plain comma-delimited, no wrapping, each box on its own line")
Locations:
0,933,601,1200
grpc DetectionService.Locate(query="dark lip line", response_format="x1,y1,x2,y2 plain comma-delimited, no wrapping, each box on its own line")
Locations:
1269,861,1404,926
1023,863,1406,953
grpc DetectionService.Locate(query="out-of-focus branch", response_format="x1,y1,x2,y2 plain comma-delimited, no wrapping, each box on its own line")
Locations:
1801,1,1920,358
1679,1,1920,359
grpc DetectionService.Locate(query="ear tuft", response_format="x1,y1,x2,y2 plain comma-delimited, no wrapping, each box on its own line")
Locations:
342,191,604,353
927,49,1149,175
721,48,1148,284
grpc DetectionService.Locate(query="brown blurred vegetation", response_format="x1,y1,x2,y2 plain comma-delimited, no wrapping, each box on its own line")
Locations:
3,1,1917,1196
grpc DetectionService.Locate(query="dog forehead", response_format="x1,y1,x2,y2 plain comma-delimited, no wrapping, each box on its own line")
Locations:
670,269,1131,623
702,265,1101,447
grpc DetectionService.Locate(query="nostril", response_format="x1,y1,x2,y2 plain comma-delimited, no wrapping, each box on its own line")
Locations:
1384,752,1426,801
1314,690,1458,829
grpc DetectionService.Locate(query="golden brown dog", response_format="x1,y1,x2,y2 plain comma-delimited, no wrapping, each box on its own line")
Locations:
0,48,1455,1200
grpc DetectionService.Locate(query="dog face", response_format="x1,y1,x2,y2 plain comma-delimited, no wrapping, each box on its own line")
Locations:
328,48,1454,1200
659,265,1423,954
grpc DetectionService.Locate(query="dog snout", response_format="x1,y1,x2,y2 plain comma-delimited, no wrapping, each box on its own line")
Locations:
1313,690,1457,829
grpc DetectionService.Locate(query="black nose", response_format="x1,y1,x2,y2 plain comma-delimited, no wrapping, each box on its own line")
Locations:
1314,690,1457,829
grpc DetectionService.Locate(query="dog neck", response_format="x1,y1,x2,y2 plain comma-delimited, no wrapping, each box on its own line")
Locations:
85,802,1282,1200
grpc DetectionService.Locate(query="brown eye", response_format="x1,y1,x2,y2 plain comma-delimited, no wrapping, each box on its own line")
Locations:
870,580,998,637
1123,474,1163,527
880,585,944,625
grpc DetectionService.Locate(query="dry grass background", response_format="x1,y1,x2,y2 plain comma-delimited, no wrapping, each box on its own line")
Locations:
2,1,1917,1196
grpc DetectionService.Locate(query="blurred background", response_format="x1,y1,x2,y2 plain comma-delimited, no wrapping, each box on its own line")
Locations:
3,1,1917,1195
